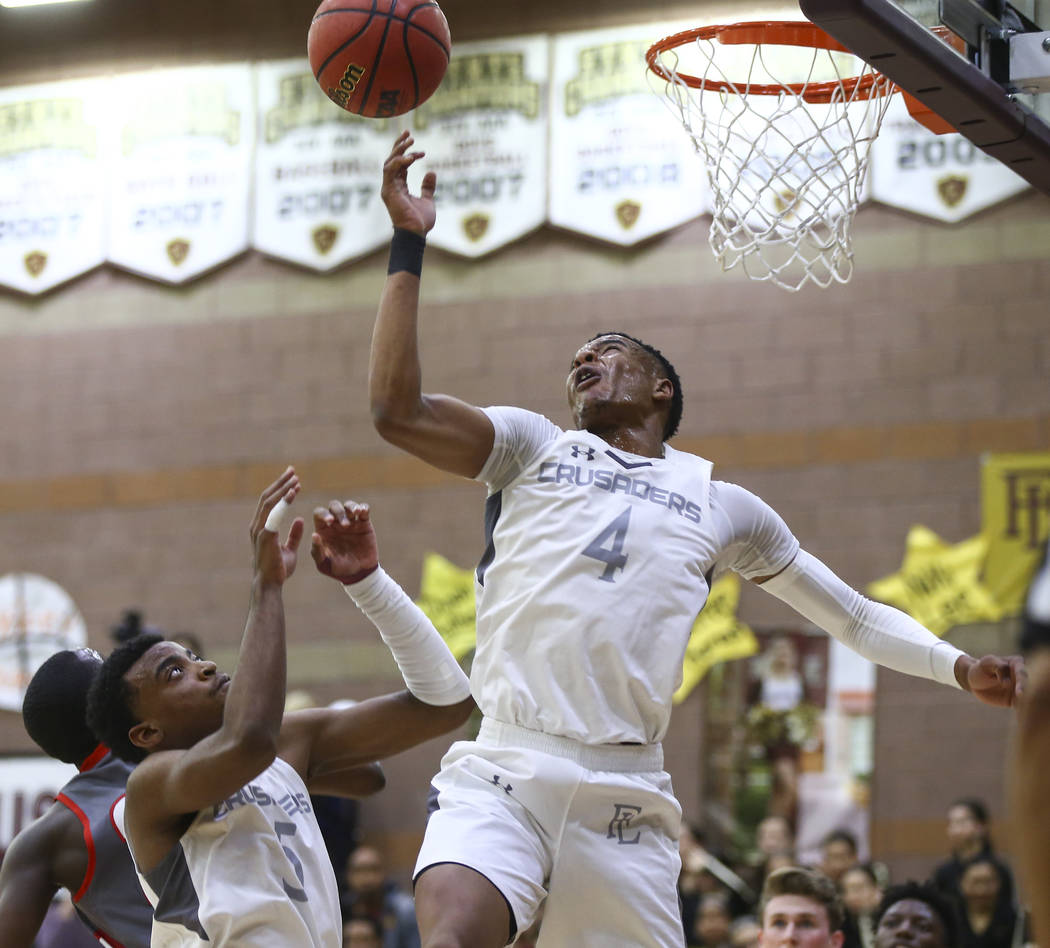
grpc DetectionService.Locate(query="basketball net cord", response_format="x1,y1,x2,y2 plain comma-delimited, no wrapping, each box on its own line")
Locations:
649,31,896,291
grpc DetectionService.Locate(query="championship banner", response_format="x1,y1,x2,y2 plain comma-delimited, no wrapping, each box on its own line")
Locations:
867,526,1002,636
253,60,394,270
0,573,87,712
0,79,108,295
674,574,757,704
869,96,1028,222
408,36,549,257
105,65,254,283
414,553,476,661
981,452,1050,614
549,22,708,245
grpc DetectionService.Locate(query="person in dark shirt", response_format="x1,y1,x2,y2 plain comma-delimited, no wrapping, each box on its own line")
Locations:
930,798,1014,915
957,856,1027,948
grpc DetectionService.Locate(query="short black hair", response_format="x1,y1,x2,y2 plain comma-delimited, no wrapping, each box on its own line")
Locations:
950,797,989,825
822,828,859,853
587,331,683,441
86,633,164,764
873,882,957,946
23,649,103,765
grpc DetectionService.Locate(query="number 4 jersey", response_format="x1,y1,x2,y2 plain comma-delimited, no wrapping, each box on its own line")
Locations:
474,407,800,745
137,756,341,947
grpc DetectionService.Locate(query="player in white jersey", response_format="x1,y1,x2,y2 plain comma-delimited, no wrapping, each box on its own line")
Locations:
86,468,475,947
368,131,1026,948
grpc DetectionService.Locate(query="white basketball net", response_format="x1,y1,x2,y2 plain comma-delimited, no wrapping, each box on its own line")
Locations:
648,25,896,291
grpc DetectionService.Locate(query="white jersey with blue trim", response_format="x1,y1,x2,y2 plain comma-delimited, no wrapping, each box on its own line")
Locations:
137,756,341,947
473,407,800,745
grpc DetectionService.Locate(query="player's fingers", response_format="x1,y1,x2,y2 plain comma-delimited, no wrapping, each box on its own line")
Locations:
310,534,333,574
253,466,295,522
420,171,437,200
284,518,306,553
327,499,350,525
342,501,370,521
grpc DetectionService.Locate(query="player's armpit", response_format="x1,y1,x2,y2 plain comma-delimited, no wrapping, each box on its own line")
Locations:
0,818,61,947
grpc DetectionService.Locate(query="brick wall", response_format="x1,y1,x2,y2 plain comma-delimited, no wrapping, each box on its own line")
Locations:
0,0,1048,884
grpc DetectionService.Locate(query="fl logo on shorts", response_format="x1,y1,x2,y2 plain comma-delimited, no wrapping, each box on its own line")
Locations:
607,804,642,844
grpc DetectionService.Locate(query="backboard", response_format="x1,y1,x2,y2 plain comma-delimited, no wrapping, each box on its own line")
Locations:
799,0,1050,191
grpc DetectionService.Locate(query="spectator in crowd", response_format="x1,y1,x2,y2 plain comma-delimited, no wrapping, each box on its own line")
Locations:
344,915,384,948
342,845,420,948
841,864,882,948
930,799,1015,915
758,866,845,948
691,892,734,948
873,882,957,948
819,830,860,887
958,856,1027,948
730,916,761,948
757,816,796,864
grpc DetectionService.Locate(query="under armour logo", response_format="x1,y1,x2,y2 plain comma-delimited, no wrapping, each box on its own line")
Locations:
607,803,642,844
491,775,513,795
571,444,596,461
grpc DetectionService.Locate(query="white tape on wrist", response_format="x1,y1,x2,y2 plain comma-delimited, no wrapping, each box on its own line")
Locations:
264,498,293,534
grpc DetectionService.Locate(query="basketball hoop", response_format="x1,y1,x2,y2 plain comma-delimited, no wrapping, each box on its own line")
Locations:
646,21,897,291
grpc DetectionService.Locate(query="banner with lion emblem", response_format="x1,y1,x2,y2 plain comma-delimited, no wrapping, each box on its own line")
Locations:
105,64,253,283
869,96,1028,222
253,59,393,270
0,78,108,295
408,36,549,258
548,22,708,246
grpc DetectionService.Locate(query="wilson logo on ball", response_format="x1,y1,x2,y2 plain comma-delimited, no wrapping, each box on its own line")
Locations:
308,0,451,118
328,62,367,108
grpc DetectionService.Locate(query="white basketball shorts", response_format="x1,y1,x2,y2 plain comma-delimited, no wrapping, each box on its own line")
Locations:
415,718,685,947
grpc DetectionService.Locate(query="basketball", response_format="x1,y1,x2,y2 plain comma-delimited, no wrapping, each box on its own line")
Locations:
308,0,451,118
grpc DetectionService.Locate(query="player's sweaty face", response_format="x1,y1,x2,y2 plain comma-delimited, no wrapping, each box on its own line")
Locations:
566,335,652,423
128,642,229,748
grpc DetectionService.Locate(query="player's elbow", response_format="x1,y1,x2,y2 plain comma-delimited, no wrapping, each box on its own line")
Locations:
435,695,476,731
370,400,422,448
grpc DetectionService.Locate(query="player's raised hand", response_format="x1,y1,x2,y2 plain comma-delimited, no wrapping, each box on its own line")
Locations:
381,130,436,234
250,466,304,586
311,500,380,584
960,653,1027,708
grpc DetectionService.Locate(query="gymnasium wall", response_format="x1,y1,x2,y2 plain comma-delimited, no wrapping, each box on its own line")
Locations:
1,0,1047,883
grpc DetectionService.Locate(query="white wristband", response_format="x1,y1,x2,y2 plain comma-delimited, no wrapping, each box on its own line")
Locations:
344,567,472,706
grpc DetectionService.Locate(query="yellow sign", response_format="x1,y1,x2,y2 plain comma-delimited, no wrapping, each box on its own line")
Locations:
981,452,1050,614
414,553,477,662
868,525,1002,636
674,574,757,704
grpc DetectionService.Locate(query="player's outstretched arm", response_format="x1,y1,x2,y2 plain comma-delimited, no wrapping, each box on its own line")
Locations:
0,814,62,947
758,549,1024,707
126,470,304,858
369,130,494,479
276,499,474,794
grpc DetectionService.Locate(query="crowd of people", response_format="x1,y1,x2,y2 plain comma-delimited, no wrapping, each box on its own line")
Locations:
677,802,1030,948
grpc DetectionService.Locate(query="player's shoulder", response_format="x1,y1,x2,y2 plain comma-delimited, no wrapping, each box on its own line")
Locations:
4,802,74,864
